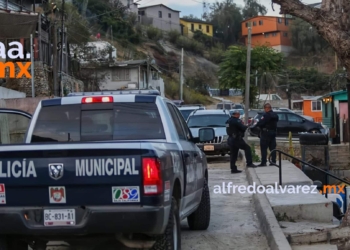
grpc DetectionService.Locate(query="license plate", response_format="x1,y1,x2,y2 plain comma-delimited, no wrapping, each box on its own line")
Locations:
44,209,75,226
204,145,214,151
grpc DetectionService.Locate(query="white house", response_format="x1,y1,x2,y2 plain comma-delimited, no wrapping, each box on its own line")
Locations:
99,60,164,96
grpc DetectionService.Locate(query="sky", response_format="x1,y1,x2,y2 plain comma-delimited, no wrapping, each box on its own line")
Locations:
137,0,319,18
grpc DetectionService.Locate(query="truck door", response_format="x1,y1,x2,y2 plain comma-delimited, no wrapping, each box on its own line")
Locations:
0,109,32,144
166,103,202,216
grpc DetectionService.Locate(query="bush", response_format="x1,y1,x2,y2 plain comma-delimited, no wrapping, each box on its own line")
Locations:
167,30,181,44
175,36,205,56
147,26,162,41
164,76,211,105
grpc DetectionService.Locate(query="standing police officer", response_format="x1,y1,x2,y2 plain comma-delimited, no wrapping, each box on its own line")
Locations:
226,110,257,174
255,103,279,166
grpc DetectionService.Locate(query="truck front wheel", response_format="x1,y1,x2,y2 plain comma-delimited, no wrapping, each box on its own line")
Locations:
187,178,211,230
151,197,181,250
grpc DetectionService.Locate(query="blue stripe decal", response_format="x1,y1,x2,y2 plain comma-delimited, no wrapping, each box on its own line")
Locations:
41,98,62,107
135,95,157,103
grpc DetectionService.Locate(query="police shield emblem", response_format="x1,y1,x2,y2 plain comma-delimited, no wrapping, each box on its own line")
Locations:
48,164,64,180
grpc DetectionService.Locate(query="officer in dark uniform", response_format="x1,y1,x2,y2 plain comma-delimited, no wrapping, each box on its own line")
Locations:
226,110,257,174
255,103,279,166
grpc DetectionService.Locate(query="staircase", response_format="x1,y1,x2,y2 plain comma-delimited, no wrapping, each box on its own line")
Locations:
253,160,342,249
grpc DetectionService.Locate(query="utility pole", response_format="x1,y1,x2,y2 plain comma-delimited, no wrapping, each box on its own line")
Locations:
255,70,258,86
52,11,59,96
180,48,184,102
244,22,252,140
147,55,150,89
60,0,65,97
30,34,35,97
111,25,113,43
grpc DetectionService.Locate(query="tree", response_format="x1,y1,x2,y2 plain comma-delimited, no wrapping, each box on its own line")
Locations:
289,17,330,55
242,0,267,19
182,14,201,20
218,45,284,105
271,0,350,78
207,0,243,48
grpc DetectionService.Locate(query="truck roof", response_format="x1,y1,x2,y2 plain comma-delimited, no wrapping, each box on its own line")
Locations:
42,90,161,106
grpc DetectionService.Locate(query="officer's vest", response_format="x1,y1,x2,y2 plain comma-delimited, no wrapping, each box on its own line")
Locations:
265,112,278,130
226,119,234,136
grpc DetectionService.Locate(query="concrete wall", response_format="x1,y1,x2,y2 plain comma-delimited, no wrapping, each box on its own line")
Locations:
99,67,139,90
0,97,49,114
4,61,50,97
0,86,25,98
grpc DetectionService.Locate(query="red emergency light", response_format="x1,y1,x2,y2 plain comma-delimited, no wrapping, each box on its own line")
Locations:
81,96,113,104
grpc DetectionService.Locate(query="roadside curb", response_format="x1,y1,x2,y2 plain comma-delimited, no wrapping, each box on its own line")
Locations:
245,167,292,250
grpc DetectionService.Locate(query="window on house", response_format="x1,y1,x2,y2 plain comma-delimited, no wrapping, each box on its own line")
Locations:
278,18,282,23
245,22,248,27
259,20,263,25
272,32,277,37
253,21,257,26
285,19,289,25
283,32,288,37
111,69,130,81
325,103,328,117
199,24,202,29
152,71,159,80
168,13,171,18
312,101,322,111
158,11,162,18
138,10,145,16
264,33,269,38
206,25,209,32
191,23,194,31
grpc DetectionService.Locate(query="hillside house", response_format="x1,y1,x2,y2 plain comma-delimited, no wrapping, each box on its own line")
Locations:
180,18,213,38
138,4,181,33
241,16,294,55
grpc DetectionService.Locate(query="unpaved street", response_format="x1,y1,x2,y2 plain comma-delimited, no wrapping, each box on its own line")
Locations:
45,157,269,250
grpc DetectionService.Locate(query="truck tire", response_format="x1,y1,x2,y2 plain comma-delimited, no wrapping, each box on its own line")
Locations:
187,179,210,230
151,197,181,250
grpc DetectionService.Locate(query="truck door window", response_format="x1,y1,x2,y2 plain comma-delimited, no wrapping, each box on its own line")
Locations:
172,105,192,140
0,113,30,144
167,103,186,140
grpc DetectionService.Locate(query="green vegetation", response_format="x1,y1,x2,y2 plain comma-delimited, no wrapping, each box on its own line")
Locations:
146,26,163,41
250,143,260,162
163,76,212,105
218,45,284,105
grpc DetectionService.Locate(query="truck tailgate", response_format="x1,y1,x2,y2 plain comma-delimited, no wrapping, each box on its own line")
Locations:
0,143,146,207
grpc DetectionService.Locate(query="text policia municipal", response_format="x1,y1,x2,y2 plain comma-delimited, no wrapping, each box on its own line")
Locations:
0,158,138,178
214,182,320,194
0,42,32,78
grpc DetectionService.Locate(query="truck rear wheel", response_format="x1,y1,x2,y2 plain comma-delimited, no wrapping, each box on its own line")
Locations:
187,178,210,230
151,197,181,250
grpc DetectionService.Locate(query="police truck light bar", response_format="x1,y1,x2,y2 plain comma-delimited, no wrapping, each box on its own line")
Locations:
82,96,113,103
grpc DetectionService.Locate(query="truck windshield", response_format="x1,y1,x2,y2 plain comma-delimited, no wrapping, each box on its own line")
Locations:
187,115,228,128
31,103,165,142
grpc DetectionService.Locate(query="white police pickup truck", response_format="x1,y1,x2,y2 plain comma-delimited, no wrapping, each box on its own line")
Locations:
0,90,213,250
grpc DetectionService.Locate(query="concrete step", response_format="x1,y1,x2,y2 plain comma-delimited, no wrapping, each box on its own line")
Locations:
267,191,333,223
254,160,313,187
292,244,338,250
280,220,339,235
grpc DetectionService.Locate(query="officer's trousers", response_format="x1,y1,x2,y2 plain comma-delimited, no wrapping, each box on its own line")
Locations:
260,131,277,164
228,137,253,170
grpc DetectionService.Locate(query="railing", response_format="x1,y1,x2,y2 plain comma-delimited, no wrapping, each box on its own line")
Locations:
268,149,350,198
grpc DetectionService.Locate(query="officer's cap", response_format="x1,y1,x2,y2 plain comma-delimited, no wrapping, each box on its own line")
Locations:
231,110,240,115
